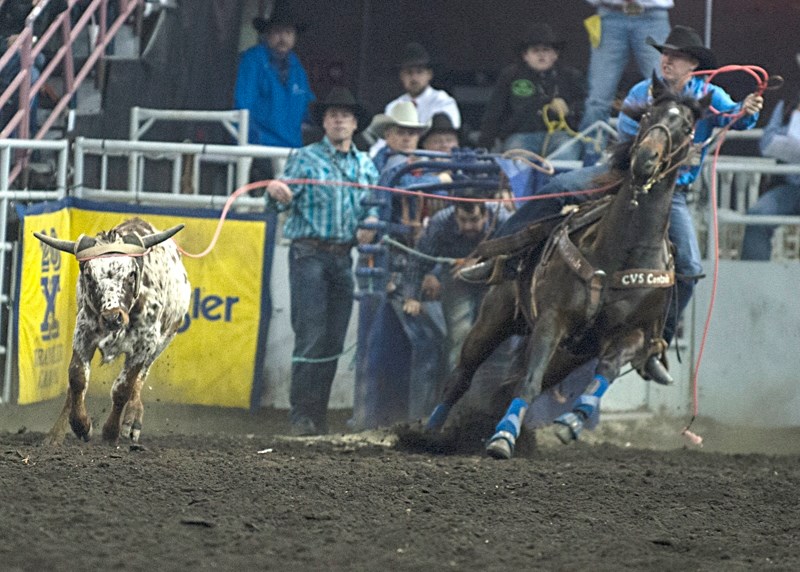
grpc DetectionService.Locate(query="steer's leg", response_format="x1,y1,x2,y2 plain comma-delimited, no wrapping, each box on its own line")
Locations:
47,349,94,445
120,366,149,443
554,329,646,443
487,308,565,459
103,361,144,444
428,282,521,431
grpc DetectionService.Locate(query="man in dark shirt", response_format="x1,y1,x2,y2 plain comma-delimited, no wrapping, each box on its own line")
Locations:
478,23,585,159
402,195,510,368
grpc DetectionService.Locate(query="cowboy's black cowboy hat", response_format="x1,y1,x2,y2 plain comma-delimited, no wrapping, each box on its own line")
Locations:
397,42,433,69
419,112,461,147
646,25,717,70
516,23,566,54
310,87,371,133
252,3,307,34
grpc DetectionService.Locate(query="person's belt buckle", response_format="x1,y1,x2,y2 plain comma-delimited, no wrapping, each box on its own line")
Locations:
624,2,644,15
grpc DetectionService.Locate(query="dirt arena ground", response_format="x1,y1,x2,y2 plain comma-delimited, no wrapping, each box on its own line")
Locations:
2,397,799,571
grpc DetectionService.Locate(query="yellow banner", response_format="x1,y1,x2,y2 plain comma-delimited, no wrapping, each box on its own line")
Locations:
17,200,270,408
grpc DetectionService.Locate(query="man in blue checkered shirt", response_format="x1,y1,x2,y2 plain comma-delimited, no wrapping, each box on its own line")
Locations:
266,87,379,436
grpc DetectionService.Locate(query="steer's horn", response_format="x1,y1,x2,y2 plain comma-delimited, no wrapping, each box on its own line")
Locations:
33,232,76,254
141,224,185,249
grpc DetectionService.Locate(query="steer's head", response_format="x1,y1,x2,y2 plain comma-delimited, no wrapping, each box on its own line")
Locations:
34,223,184,332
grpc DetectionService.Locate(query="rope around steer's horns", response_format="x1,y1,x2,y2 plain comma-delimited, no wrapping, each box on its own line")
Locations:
33,224,186,260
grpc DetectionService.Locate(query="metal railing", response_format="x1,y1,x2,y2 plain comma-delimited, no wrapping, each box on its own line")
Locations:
0,138,69,403
74,137,289,208
0,0,142,184
128,106,251,196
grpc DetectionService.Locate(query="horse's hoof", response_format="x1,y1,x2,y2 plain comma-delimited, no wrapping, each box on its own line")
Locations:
554,423,577,445
554,412,583,444
486,436,514,460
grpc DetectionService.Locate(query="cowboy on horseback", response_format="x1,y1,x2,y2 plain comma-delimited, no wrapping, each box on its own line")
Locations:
424,26,764,456
460,25,763,378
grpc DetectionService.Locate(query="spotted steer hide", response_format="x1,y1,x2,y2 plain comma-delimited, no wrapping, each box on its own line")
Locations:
35,217,192,445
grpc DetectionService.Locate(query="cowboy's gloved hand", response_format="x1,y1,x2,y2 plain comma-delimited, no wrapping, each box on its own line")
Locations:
742,93,764,116
403,298,422,316
549,97,569,117
421,274,441,299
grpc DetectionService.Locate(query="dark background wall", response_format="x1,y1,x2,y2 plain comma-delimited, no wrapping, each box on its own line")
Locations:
288,0,799,134
95,0,800,143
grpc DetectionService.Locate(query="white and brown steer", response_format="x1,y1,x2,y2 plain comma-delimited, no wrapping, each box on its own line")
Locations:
35,218,191,445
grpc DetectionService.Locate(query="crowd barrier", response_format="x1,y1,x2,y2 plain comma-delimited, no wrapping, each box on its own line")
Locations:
1,131,799,426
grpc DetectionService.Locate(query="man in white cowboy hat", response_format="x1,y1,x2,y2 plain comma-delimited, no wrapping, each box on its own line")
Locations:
265,87,380,436
233,3,315,153
369,101,430,172
369,42,462,156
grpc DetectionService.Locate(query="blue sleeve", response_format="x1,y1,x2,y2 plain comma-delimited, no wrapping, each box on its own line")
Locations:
617,81,650,142
402,219,442,299
708,84,759,130
265,150,305,212
233,49,266,144
233,50,257,111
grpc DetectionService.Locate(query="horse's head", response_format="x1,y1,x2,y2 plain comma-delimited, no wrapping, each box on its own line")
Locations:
627,73,712,192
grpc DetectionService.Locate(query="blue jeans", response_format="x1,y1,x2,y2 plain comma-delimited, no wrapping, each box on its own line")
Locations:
503,131,582,161
495,165,700,344
578,8,670,133
496,165,608,237
440,273,486,370
740,184,800,261
665,190,703,343
288,241,355,430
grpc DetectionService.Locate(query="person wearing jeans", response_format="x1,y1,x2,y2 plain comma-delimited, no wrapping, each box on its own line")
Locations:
266,88,379,436
578,1,672,139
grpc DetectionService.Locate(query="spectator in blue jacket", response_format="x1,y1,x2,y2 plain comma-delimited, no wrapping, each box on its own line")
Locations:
234,6,315,179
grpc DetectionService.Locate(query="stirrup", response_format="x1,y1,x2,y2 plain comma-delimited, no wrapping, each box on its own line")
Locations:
458,260,493,283
644,355,673,386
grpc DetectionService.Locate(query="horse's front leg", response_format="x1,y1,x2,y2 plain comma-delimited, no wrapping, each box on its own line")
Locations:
486,308,566,460
427,282,520,431
554,329,646,444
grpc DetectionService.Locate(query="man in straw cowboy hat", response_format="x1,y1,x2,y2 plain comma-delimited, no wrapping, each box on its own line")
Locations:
265,87,380,436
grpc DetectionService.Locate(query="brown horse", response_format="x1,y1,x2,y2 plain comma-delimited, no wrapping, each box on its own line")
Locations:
425,76,711,459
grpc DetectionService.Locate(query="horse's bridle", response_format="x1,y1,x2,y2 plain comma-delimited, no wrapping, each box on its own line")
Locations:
629,107,696,206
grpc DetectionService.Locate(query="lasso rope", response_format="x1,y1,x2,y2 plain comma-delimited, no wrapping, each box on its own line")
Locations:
680,64,779,446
